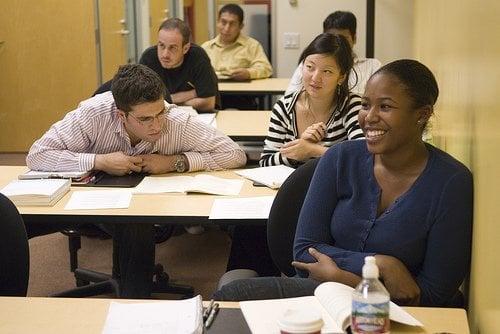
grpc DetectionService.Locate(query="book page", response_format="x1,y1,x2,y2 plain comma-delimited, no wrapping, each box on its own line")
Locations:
102,295,203,334
209,196,275,219
315,282,423,328
64,189,132,210
240,296,343,334
190,174,243,196
133,176,194,194
314,282,356,330
235,165,295,189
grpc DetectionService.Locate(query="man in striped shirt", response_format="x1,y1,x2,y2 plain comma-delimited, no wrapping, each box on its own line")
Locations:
27,64,246,298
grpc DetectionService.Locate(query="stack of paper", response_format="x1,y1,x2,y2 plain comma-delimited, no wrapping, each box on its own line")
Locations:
236,165,296,189
102,295,203,334
134,175,244,196
0,179,71,206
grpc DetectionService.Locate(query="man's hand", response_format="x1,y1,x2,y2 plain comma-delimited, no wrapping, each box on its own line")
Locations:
230,68,251,81
292,248,361,287
94,152,143,176
136,154,176,174
280,139,327,161
375,254,421,305
301,122,326,143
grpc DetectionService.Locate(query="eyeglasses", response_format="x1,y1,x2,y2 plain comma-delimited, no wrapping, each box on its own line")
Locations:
127,107,169,126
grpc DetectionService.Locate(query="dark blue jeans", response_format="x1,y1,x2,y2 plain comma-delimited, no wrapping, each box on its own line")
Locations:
212,277,321,301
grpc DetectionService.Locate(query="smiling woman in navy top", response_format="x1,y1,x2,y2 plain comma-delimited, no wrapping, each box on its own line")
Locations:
214,59,473,307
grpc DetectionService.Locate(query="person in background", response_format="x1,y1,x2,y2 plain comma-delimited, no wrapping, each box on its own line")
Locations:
286,10,381,96
260,33,364,167
214,59,473,308
140,18,218,112
202,3,273,109
27,64,246,298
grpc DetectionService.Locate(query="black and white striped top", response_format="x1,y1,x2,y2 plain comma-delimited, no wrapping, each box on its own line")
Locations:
260,90,364,167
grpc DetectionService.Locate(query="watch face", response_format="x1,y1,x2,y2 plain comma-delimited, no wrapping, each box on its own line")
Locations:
175,158,186,172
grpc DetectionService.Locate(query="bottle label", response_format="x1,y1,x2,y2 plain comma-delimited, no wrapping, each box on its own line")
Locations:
351,301,389,333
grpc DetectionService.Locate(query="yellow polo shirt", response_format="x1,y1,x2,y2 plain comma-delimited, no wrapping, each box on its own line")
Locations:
201,34,273,80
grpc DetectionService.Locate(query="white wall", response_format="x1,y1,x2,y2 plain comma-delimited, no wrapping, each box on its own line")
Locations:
272,0,366,77
272,0,414,77
374,0,414,64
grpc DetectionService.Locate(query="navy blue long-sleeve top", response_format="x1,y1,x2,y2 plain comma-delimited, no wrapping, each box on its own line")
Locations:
293,140,473,306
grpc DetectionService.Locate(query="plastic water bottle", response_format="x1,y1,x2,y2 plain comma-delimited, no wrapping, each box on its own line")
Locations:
351,256,390,334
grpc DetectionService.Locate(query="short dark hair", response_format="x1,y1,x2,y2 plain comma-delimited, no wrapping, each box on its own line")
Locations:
111,64,165,113
374,59,439,109
299,33,354,113
219,3,244,24
158,18,191,45
323,11,357,38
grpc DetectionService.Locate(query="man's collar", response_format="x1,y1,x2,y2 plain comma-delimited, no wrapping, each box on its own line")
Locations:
214,34,245,47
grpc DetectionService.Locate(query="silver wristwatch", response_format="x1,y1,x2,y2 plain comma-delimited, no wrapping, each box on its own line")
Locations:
174,154,187,173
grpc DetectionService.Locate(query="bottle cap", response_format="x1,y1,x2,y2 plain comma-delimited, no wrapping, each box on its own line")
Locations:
277,307,324,334
362,256,379,279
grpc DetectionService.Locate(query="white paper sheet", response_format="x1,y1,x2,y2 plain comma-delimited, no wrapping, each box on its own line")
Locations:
196,113,217,126
235,165,295,189
101,296,203,334
134,175,243,196
209,196,275,219
64,189,132,210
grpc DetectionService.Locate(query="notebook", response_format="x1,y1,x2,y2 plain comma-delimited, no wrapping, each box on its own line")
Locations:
73,171,147,188
0,178,70,206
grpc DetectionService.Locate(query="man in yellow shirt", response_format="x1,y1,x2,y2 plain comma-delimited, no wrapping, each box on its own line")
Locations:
202,3,273,109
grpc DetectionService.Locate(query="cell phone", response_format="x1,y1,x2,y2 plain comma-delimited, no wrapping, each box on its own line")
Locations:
252,181,267,187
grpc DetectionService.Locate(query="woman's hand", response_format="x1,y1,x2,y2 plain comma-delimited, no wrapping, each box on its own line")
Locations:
280,139,327,161
375,254,421,305
301,122,326,143
292,248,361,287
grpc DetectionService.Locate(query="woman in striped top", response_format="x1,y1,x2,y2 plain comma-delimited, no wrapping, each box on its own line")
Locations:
260,33,364,167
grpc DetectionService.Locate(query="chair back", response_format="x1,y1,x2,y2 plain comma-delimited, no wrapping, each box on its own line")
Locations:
267,158,319,277
0,194,30,296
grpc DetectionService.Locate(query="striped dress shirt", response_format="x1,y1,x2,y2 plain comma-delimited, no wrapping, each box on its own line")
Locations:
260,90,364,167
27,92,246,172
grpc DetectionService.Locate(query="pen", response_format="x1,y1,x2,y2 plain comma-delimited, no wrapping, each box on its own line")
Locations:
203,299,215,321
204,302,219,329
187,81,195,89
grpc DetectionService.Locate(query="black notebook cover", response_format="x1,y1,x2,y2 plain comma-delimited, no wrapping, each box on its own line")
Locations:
73,172,147,188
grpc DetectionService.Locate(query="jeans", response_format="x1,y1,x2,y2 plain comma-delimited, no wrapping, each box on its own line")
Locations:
212,277,321,301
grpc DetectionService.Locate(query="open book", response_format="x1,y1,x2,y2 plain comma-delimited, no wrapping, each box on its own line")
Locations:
133,175,244,196
0,178,71,206
102,295,203,334
240,282,423,334
236,165,296,189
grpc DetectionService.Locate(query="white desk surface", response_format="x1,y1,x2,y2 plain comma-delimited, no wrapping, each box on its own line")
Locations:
218,78,289,94
216,109,270,140
0,166,276,220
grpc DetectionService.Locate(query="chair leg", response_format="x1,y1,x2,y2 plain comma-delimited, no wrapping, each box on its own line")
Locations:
152,264,194,298
67,235,81,272
51,279,120,298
